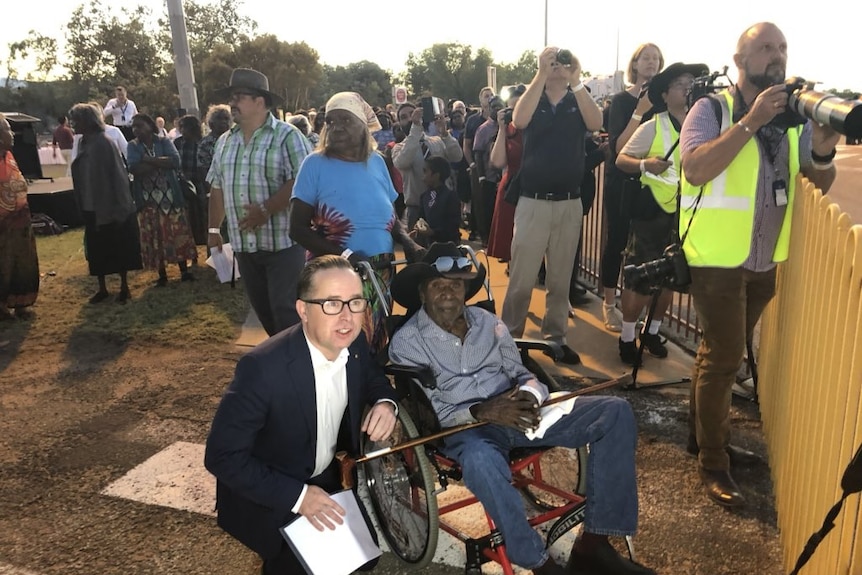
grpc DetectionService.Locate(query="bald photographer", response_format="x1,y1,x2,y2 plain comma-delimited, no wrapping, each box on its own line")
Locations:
679,21,841,508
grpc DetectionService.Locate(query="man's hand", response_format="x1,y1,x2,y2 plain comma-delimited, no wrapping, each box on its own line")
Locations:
471,388,540,432
362,402,396,442
238,203,268,231
536,47,559,78
566,54,583,86
746,84,790,130
411,107,424,126
811,123,841,157
298,486,345,531
644,156,672,175
207,231,223,251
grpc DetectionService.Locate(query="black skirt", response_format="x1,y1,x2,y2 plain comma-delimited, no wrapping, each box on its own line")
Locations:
83,211,143,276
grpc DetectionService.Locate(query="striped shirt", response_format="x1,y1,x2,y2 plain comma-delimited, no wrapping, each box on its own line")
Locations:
681,89,812,272
206,114,312,253
388,306,544,427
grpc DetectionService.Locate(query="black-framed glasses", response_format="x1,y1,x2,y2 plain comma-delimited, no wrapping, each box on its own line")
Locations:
431,256,472,273
301,297,369,315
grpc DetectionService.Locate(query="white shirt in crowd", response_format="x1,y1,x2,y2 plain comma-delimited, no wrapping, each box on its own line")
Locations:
103,98,138,127
70,125,129,162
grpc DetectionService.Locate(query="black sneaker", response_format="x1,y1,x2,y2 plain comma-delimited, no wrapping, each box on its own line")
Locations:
640,332,668,358
619,338,641,366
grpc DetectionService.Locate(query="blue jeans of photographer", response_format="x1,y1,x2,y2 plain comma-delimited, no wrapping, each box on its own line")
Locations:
442,395,639,569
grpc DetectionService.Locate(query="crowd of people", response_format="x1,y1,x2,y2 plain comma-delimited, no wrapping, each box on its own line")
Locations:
3,19,842,574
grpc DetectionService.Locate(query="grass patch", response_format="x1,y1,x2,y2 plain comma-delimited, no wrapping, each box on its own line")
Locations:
4,229,249,346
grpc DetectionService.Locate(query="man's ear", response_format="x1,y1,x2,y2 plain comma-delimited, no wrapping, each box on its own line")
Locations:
733,52,744,71
296,300,308,323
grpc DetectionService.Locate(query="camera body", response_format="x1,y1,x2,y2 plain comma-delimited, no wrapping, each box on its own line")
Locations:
623,243,691,293
556,49,573,66
502,107,514,124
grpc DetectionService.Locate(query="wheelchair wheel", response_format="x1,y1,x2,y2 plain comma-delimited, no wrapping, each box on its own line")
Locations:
362,407,439,568
520,446,588,511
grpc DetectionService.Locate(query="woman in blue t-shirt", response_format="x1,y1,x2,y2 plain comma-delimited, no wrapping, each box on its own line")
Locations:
290,92,424,354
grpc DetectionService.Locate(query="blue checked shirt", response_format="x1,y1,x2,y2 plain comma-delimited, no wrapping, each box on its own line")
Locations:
206,114,312,252
388,306,547,427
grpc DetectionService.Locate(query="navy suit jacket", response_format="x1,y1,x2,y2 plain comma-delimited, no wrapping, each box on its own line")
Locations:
204,323,397,558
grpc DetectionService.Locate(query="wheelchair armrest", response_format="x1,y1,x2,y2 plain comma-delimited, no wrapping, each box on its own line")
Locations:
385,364,437,390
514,338,562,362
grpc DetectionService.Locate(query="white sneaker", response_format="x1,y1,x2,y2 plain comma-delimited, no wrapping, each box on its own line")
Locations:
602,303,622,332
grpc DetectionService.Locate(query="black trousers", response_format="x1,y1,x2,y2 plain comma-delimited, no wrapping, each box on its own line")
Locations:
235,245,305,336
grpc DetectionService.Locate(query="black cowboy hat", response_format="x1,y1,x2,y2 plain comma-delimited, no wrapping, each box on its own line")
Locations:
214,68,284,106
390,242,487,311
648,62,709,109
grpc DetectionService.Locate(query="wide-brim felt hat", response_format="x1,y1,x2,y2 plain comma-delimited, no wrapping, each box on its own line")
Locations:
214,68,283,106
390,242,487,312
648,62,709,108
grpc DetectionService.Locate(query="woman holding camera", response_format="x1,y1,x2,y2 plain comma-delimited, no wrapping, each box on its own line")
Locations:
598,43,664,332
486,85,526,263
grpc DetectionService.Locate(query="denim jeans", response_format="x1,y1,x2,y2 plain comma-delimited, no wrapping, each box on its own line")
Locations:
235,245,306,337
442,395,639,569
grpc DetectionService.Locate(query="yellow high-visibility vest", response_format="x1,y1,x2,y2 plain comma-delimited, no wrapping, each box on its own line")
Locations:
679,91,801,267
640,111,680,214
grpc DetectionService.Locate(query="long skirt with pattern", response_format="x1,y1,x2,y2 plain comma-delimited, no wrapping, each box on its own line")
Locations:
361,254,393,358
0,209,39,310
137,204,198,270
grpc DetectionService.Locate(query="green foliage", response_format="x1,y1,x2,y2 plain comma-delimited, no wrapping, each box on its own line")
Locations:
404,43,495,104
311,61,393,109
495,50,537,92
829,89,861,100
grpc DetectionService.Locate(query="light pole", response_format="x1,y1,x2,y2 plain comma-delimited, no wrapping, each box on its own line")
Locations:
544,0,548,46
166,0,199,118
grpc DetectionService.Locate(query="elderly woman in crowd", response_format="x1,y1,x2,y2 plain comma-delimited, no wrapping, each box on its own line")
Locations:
289,91,424,354
68,103,142,304
0,113,39,319
127,113,197,286
196,105,232,227
173,114,207,248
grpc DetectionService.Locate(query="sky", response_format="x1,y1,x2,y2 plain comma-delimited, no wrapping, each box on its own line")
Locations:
2,0,860,93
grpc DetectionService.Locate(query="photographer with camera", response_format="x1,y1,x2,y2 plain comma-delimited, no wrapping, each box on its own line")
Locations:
615,62,708,366
500,46,603,365
680,22,841,508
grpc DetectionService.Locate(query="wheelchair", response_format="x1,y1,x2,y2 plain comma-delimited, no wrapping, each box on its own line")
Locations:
350,246,603,574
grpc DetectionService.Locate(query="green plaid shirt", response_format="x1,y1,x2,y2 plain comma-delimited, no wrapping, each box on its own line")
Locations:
207,114,312,252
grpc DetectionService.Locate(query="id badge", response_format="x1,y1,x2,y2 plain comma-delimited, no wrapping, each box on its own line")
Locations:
773,179,788,207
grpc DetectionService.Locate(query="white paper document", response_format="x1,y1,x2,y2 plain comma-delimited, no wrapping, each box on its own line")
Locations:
205,243,240,283
279,489,381,575
525,392,578,440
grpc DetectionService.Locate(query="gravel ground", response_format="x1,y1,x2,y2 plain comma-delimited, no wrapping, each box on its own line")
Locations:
0,331,784,575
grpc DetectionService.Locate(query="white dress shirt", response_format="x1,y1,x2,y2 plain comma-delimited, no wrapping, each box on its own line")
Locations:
103,98,138,127
291,337,349,512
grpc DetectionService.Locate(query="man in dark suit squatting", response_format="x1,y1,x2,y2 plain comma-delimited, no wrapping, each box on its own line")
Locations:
204,255,397,574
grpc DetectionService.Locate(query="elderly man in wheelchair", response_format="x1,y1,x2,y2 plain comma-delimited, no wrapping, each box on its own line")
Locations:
385,242,656,575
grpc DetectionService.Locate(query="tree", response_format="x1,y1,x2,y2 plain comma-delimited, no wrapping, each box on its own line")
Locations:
311,61,393,109
3,32,59,84
496,50,537,89
830,88,861,101
404,43,494,104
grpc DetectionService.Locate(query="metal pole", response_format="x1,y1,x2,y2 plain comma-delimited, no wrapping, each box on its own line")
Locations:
166,0,200,118
544,0,548,46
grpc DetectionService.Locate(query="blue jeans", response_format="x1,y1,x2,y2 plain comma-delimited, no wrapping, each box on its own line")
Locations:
235,245,306,337
442,395,639,569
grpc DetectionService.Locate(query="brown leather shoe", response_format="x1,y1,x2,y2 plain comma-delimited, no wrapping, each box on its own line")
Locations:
686,437,762,467
698,466,746,507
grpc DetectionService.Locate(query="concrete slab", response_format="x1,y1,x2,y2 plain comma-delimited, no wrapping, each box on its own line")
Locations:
100,441,216,517
234,309,268,348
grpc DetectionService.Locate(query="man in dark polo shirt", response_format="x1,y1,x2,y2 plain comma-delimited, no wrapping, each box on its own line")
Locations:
500,46,603,364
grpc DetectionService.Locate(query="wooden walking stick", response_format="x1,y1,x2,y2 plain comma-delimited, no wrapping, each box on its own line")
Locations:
337,373,632,488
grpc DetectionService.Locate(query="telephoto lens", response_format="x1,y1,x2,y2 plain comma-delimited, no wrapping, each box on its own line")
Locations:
556,49,573,66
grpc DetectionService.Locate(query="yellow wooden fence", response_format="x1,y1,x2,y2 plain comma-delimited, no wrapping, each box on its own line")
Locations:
759,177,862,575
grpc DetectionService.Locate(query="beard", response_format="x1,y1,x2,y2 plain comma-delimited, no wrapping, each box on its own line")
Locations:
747,62,786,90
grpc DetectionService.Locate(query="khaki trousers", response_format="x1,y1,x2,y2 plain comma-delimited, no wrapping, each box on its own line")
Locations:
688,266,776,470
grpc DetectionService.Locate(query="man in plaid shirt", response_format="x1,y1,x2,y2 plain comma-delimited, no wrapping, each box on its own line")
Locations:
207,68,313,336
